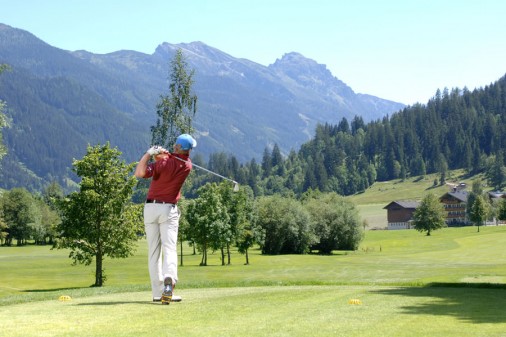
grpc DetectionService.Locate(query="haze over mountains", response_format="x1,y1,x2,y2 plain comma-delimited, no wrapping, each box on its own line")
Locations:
0,23,404,191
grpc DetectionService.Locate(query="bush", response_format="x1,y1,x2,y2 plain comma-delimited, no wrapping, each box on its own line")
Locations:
256,195,315,254
304,192,363,254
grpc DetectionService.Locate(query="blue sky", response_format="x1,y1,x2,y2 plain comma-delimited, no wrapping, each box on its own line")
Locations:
1,0,505,105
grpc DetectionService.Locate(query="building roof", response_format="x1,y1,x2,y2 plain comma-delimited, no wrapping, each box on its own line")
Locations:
488,191,505,199
440,190,468,202
383,200,420,210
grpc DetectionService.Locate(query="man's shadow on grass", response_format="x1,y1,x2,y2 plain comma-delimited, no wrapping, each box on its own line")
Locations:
77,301,160,306
370,283,506,324
23,288,161,306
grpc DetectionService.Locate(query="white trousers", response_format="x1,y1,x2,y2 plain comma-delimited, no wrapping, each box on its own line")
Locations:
143,203,180,298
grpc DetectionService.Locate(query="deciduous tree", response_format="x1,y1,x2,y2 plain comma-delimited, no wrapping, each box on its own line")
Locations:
31,197,60,245
469,195,488,232
498,198,506,223
0,215,6,245
218,181,255,264
185,183,229,266
412,193,446,236
256,195,315,254
304,192,363,254
2,188,37,246
54,143,137,286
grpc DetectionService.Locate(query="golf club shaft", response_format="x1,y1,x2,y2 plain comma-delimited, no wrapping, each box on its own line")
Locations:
173,155,238,184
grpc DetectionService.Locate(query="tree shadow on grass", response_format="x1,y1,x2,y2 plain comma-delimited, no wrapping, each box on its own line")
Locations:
370,283,506,324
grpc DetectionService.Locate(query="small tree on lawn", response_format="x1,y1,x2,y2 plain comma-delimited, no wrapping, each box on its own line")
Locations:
215,181,236,265
469,195,488,233
185,183,229,266
412,193,446,236
53,143,137,286
0,215,7,245
237,227,255,265
216,181,255,265
233,186,257,265
498,198,506,223
1,188,37,246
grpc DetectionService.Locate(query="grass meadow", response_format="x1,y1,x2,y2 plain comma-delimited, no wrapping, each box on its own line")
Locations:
350,169,480,230
2,224,506,337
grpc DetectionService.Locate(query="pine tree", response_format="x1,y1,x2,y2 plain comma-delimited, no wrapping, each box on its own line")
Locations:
261,147,272,178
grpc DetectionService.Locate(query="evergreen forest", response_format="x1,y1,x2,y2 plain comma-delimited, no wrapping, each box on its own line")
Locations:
180,74,506,198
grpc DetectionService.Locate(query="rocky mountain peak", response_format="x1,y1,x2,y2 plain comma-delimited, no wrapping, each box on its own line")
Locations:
269,52,353,99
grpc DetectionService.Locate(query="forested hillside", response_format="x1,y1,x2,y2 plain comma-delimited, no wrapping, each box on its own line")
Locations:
0,69,148,191
0,23,404,192
186,74,506,197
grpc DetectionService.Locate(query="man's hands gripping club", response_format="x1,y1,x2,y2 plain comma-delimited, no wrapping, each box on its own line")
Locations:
147,146,170,162
147,145,167,156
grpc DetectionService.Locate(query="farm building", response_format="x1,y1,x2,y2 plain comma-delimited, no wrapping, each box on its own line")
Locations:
382,185,506,229
383,200,420,230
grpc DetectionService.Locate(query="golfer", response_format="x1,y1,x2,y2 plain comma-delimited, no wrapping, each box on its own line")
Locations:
134,134,197,304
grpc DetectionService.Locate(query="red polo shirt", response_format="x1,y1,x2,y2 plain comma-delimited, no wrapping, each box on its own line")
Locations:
144,153,192,204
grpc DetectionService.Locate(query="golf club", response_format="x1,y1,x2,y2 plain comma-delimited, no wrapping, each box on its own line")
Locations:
173,155,240,192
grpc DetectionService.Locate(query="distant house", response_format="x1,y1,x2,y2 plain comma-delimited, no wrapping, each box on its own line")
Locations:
383,200,420,230
439,190,468,225
488,191,506,201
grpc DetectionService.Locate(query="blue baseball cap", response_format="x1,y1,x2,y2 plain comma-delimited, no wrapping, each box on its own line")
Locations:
175,134,197,150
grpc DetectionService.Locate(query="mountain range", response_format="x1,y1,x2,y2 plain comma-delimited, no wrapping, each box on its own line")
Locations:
0,23,404,191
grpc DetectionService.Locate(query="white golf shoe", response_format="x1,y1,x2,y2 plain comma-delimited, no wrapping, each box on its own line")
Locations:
161,277,173,305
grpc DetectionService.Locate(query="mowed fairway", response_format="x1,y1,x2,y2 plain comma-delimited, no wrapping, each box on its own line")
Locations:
2,226,506,336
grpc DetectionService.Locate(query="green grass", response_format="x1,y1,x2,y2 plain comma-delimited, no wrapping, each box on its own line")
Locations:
3,226,506,300
348,170,475,206
356,203,388,229
3,286,506,337
2,226,506,336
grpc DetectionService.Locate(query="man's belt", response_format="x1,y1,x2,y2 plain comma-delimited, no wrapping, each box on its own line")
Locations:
145,199,175,205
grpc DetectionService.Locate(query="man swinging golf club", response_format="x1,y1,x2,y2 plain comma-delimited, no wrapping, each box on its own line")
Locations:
134,134,197,305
